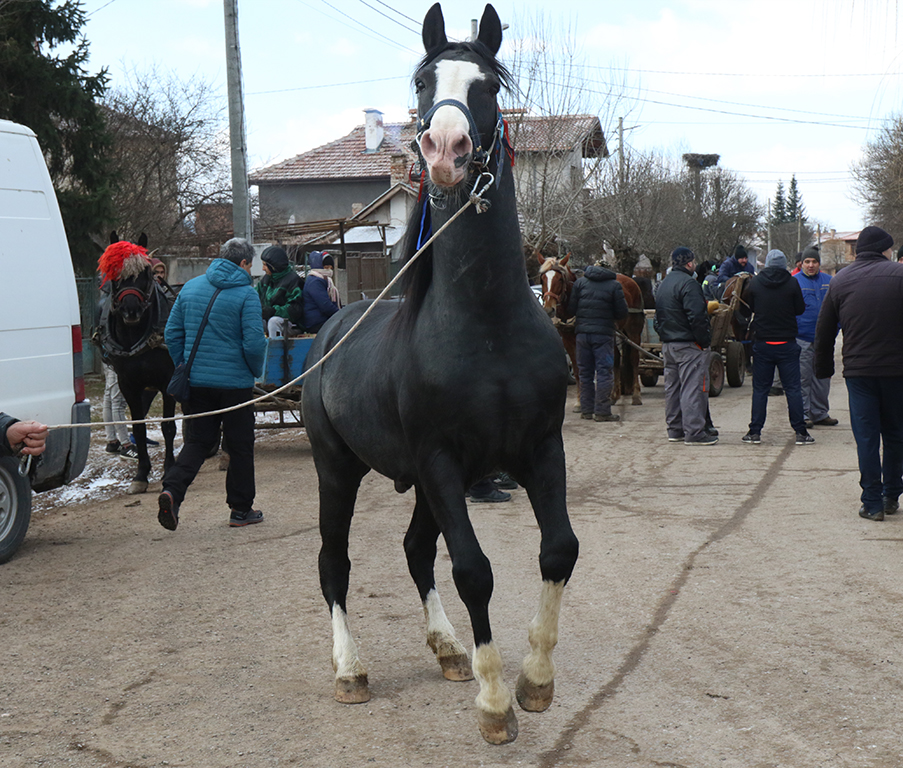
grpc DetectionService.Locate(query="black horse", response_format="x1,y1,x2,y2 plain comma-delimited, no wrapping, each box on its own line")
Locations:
97,234,177,494
301,3,578,745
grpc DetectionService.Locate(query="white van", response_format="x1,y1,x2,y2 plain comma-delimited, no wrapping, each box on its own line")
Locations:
0,119,91,563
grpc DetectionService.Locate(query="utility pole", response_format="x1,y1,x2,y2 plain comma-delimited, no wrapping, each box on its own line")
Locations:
224,0,251,241
618,117,625,190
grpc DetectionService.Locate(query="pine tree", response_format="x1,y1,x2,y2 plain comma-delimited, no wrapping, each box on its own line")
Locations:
771,180,787,225
785,174,806,224
0,1,114,273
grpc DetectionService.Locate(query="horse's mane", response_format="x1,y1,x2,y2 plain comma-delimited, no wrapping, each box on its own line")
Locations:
99,241,151,286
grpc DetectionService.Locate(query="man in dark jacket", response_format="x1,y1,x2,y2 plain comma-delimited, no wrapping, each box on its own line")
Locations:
744,250,812,445
565,262,628,421
714,244,755,294
814,225,903,521
654,247,717,445
257,245,304,338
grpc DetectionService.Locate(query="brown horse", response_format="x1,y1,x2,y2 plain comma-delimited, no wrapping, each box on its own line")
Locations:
536,254,645,406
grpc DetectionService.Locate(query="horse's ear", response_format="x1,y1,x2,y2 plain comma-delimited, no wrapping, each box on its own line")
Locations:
110,231,118,244
477,4,503,55
138,232,148,249
561,253,570,267
536,251,546,266
422,3,447,54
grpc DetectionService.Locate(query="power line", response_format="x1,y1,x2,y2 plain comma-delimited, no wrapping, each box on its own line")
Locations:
317,0,419,54
356,0,419,33
366,0,420,25
599,64,902,79
247,75,407,96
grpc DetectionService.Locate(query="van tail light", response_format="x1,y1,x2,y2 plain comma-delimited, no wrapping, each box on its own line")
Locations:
72,324,86,402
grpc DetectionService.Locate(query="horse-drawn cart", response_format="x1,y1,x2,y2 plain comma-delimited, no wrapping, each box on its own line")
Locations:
253,335,315,428
638,302,747,397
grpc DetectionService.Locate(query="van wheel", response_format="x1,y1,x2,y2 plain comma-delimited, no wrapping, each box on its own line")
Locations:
0,457,31,564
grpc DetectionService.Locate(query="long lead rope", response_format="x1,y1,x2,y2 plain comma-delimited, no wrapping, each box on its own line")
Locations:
46,194,482,432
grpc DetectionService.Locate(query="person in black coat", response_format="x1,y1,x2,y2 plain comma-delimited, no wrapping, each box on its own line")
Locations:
744,249,812,445
814,225,903,521
565,263,628,421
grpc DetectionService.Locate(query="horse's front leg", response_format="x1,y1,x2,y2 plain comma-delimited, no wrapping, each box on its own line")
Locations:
160,392,177,472
404,488,472,681
420,459,517,744
121,387,151,494
518,437,579,713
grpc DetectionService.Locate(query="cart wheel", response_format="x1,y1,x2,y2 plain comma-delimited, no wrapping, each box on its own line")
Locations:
726,341,746,387
708,351,725,398
640,372,659,388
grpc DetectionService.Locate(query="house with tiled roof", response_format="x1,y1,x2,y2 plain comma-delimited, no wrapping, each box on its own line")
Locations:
250,109,418,229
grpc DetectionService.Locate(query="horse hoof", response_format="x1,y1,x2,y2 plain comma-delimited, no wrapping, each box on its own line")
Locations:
632,396,643,405
439,653,474,681
477,706,518,744
515,673,554,712
335,675,370,704
571,404,582,413
127,481,148,495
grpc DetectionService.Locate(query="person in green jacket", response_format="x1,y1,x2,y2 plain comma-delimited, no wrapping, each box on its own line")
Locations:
257,245,304,337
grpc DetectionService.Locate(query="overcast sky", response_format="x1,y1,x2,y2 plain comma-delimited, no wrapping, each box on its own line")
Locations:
79,0,903,234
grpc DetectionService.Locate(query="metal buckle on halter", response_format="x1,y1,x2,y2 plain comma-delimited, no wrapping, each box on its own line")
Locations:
469,171,495,213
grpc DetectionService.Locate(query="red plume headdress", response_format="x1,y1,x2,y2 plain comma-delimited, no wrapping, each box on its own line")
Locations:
98,241,151,286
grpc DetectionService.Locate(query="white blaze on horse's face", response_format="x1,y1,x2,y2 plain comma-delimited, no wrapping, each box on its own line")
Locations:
418,60,486,188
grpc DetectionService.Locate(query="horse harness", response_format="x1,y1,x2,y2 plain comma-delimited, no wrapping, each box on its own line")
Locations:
96,281,172,359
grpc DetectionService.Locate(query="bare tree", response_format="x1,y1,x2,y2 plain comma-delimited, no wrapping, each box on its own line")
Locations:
502,10,633,257
851,113,903,241
102,65,232,248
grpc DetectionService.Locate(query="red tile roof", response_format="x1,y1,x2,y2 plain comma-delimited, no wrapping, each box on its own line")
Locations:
249,113,607,184
250,122,418,184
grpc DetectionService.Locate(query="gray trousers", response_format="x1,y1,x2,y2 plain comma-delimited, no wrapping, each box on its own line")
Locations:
663,341,710,442
797,338,831,421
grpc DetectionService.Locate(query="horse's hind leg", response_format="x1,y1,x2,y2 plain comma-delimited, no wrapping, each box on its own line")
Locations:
404,488,472,681
517,437,579,713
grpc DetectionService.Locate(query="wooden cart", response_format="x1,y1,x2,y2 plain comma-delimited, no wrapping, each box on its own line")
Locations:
252,335,316,428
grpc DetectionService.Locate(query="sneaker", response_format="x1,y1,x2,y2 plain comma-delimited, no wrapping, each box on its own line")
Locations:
859,505,885,522
468,488,511,503
668,434,684,443
229,508,264,527
119,443,140,459
883,497,900,515
742,431,761,444
768,386,784,396
493,472,518,490
593,413,620,422
813,417,839,427
705,426,719,437
580,412,593,420
105,440,121,454
795,432,815,445
804,419,814,429
158,490,179,531
685,435,718,445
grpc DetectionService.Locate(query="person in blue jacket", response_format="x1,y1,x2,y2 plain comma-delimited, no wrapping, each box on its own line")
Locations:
158,238,267,531
794,246,837,427
714,244,755,294
303,251,342,333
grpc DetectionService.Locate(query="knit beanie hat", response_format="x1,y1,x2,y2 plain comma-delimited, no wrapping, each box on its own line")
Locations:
670,247,695,267
733,244,748,260
855,226,894,255
764,249,787,269
261,245,289,272
802,245,820,264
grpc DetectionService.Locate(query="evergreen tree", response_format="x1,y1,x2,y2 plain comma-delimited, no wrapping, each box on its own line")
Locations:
785,174,806,223
0,1,114,273
771,179,787,225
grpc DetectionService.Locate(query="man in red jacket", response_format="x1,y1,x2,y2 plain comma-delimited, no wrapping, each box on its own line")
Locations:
815,226,903,521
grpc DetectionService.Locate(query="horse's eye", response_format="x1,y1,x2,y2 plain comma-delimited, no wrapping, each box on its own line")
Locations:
414,78,425,94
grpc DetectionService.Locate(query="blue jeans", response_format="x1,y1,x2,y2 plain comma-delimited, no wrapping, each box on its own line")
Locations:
750,340,805,433
576,333,615,416
845,377,903,512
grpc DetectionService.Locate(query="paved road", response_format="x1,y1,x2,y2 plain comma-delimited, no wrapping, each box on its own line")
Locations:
3,363,902,768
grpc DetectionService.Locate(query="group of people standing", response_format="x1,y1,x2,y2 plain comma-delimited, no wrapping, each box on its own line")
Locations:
653,226,903,524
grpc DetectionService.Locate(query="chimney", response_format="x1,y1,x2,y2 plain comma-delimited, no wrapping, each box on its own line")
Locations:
363,108,384,153
390,153,408,186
